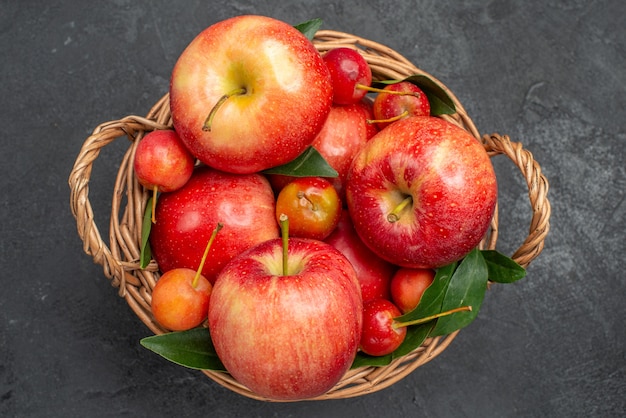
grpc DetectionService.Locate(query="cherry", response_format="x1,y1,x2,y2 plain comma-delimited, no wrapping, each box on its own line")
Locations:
275,177,342,240
150,223,222,331
390,267,435,314
322,47,373,105
370,81,430,129
133,129,195,223
360,298,407,356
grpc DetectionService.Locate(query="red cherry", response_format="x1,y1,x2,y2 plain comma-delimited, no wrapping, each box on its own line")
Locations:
359,298,406,356
323,47,372,105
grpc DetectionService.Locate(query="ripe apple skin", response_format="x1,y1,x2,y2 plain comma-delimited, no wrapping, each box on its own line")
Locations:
390,267,435,314
310,101,378,200
149,166,279,283
325,211,395,302
170,15,333,174
133,129,195,192
372,81,430,130
208,238,363,401
346,116,497,269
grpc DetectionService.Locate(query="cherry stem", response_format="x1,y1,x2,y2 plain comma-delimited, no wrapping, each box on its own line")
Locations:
366,110,409,125
356,84,421,96
279,213,289,277
151,185,158,224
387,195,413,223
296,191,318,211
393,305,473,329
192,222,223,288
202,87,247,132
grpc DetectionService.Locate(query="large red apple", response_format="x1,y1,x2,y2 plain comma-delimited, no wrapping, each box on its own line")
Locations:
325,211,395,302
346,116,497,269
208,238,363,401
169,15,333,174
149,166,279,283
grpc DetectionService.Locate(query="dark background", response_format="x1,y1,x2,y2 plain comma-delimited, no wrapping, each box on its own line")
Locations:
2,1,624,417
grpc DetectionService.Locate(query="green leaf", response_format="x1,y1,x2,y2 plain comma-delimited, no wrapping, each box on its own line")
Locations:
395,261,458,324
140,328,226,371
482,250,527,283
373,74,457,116
430,248,489,336
294,18,323,41
262,146,338,178
351,352,392,369
140,196,153,269
392,322,434,359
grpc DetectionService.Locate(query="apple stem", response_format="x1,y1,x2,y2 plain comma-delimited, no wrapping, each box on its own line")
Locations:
191,222,223,288
393,305,473,329
296,191,318,211
356,84,421,96
202,87,247,132
366,110,409,125
151,185,158,224
387,195,413,223
279,213,289,276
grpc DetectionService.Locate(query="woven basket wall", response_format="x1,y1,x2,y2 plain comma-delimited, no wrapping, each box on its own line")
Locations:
68,30,551,401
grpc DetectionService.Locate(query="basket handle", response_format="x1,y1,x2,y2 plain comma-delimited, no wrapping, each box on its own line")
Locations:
68,115,169,293
482,133,551,268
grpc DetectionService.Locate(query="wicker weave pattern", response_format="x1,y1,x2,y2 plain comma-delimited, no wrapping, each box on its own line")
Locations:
68,31,550,401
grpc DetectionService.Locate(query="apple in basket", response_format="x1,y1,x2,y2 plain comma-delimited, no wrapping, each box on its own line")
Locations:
346,115,497,269
149,166,279,284
169,14,333,174
208,219,363,401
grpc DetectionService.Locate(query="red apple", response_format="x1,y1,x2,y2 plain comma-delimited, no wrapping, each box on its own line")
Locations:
275,177,342,241
208,237,363,401
359,298,407,356
311,101,378,199
390,267,435,314
149,166,279,284
169,15,333,174
346,116,497,269
371,81,430,129
325,211,395,302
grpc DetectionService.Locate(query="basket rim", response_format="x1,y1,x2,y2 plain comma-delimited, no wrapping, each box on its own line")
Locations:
67,29,551,402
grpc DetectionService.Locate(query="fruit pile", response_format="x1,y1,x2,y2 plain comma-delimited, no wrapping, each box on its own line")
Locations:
134,15,526,401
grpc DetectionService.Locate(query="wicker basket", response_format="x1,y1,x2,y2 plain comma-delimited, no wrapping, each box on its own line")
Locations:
68,30,551,401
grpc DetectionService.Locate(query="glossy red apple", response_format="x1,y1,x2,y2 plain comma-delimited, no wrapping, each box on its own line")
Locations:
325,211,395,302
371,81,430,129
149,166,279,283
346,116,497,269
275,177,342,241
310,101,378,199
169,15,333,174
390,267,435,314
208,237,363,401
359,298,406,356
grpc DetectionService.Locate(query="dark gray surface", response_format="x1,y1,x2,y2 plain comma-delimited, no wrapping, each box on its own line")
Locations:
1,1,624,417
